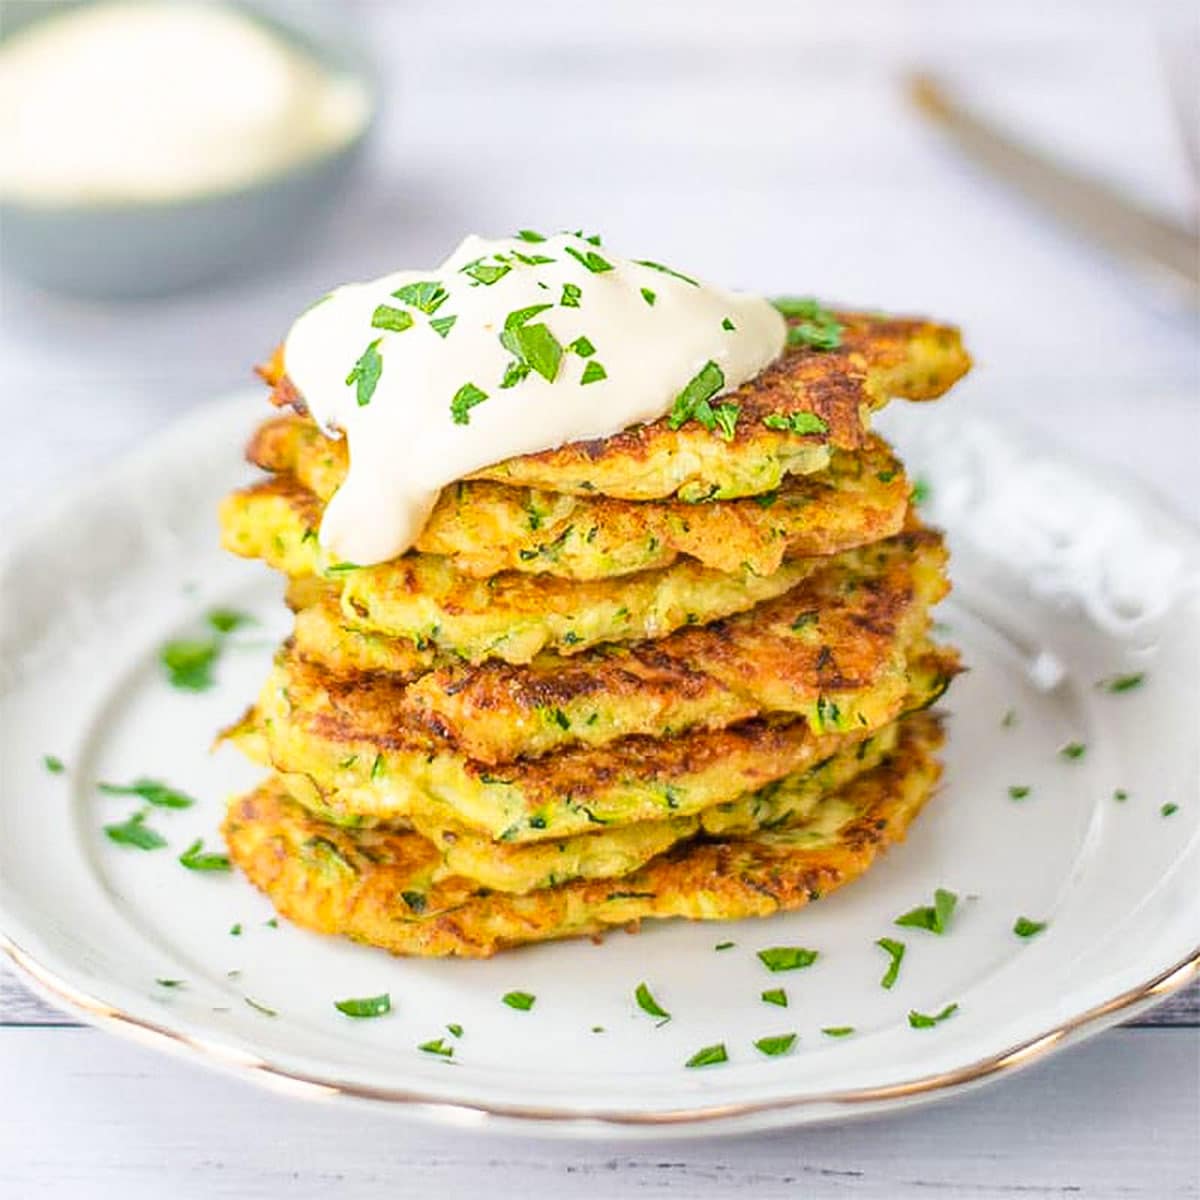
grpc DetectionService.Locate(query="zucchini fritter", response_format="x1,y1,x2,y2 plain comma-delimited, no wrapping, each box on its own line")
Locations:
221,500,825,663
224,643,957,843
222,712,944,957
246,417,911,580
289,530,948,763
272,721,899,894
260,311,968,502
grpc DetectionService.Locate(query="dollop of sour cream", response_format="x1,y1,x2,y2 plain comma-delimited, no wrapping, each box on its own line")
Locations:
0,1,369,205
285,233,786,566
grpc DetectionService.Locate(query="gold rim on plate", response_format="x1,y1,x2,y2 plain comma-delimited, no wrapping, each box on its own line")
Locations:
2,931,1196,1128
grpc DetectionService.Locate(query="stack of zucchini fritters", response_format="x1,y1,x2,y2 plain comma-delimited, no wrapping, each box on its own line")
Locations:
218,310,970,957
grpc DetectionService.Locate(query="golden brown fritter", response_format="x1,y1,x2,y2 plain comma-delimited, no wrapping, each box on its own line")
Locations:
224,642,958,843
222,712,944,957
271,719,899,894
220,495,827,663
245,416,911,580
287,530,948,763
258,311,969,501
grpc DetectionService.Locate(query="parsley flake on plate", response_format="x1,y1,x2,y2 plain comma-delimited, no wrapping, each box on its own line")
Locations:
1059,742,1086,760
753,1033,796,1057
104,811,166,851
1013,917,1047,938
894,888,957,935
684,1043,727,1068
757,946,819,972
876,937,906,989
334,993,392,1019
1099,672,1145,693
178,839,231,872
761,988,788,1007
502,990,536,1011
98,778,195,809
908,1003,958,1029
43,755,65,774
634,982,671,1025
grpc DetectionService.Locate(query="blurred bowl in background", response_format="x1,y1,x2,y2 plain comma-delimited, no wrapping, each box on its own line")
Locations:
0,0,377,299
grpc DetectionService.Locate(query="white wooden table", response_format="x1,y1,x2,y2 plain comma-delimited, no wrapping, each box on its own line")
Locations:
2,2,1197,1195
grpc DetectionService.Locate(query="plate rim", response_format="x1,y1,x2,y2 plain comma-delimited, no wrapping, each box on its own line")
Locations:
2,389,1198,1137
2,930,1196,1135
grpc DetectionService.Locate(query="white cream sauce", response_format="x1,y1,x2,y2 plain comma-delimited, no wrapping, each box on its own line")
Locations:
0,1,369,205
284,233,786,566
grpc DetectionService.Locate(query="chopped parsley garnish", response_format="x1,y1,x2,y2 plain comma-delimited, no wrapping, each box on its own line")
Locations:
1001,708,1018,728
711,402,740,442
634,982,671,1025
516,229,546,242
635,259,698,286
560,282,582,307
159,637,220,691
244,996,277,1017
568,335,596,357
722,317,736,331
1114,789,1129,802
754,1033,796,1057
790,611,819,632
499,304,562,383
1161,803,1179,817
908,1003,958,1028
229,923,242,936
580,361,607,385
447,1023,463,1038
895,888,957,934
773,297,843,350
1013,917,1047,938
451,382,489,425
761,988,788,1007
668,360,725,431
430,315,457,338
156,978,184,988
564,245,613,274
715,941,735,951
391,280,448,314
1008,785,1031,800
462,260,511,287
821,1026,855,1037
178,839,231,872
265,918,278,928
640,287,656,306
98,778,195,809
1100,672,1145,693
334,993,392,1019
757,946,819,972
684,1043,727,1068
876,937,906,989
43,755,65,774
911,477,931,505
513,251,555,266
207,608,254,634
762,411,828,436
370,304,414,333
419,1037,454,1057
502,990,536,1011
345,338,383,407
1059,742,1086,760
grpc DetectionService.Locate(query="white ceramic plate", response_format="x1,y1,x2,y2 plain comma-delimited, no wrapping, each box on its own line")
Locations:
1,393,1197,1138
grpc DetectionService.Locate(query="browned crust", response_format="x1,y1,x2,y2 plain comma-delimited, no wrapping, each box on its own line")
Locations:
254,310,969,501
222,712,945,957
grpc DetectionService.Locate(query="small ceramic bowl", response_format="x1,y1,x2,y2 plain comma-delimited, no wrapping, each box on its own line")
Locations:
0,2,376,298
